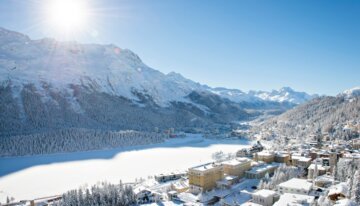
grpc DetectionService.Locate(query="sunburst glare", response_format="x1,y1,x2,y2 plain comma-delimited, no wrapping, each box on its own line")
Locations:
44,0,90,36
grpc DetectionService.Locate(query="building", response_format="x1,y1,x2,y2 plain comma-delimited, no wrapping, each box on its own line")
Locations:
292,155,312,168
134,187,163,204
273,193,315,206
277,178,313,195
245,162,279,179
188,162,223,194
252,189,278,206
328,183,348,201
318,150,338,170
255,151,275,163
216,175,239,189
274,152,290,164
222,158,251,178
351,138,360,149
171,179,189,193
155,171,186,182
315,174,335,188
298,157,312,168
307,163,327,179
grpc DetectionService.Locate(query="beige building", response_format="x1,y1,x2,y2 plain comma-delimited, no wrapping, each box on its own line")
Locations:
291,155,312,168
245,162,279,179
188,162,223,194
254,151,275,163
307,163,327,179
274,152,290,164
222,158,251,178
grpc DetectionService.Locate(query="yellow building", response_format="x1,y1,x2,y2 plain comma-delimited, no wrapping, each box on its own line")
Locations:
188,162,223,194
222,158,251,178
255,151,275,163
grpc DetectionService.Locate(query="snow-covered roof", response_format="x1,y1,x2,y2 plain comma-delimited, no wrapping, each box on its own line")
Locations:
278,178,312,192
333,198,357,206
315,174,334,182
291,155,301,160
273,193,315,206
246,163,280,174
177,192,198,203
239,202,263,206
328,183,348,196
172,180,189,189
298,157,312,162
222,158,251,166
308,163,326,171
257,151,274,157
221,191,252,206
275,152,290,157
189,162,221,172
252,189,276,198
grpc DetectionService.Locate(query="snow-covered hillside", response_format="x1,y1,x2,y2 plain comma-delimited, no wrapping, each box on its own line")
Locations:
0,27,316,106
0,27,316,136
0,27,206,106
251,87,360,146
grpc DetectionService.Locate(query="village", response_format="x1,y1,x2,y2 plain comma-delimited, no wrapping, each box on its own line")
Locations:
132,137,359,206
9,133,359,206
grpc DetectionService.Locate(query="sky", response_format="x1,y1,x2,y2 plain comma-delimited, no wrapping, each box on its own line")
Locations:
0,0,359,95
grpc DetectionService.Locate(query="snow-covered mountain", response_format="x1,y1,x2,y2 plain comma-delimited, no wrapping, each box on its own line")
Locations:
340,87,360,99
209,86,317,104
251,87,360,146
0,27,315,136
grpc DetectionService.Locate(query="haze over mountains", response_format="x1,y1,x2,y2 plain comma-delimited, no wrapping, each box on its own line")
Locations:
0,27,317,136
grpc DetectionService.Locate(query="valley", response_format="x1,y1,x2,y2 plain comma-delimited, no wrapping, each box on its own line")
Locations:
0,135,251,202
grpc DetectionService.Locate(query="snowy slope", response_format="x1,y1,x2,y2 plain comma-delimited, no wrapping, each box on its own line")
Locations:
0,27,207,107
0,27,317,136
0,27,316,106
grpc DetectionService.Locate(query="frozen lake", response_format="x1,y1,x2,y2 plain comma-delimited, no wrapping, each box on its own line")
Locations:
0,135,251,202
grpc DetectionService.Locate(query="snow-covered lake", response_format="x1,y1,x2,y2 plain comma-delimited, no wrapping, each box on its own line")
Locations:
0,135,251,202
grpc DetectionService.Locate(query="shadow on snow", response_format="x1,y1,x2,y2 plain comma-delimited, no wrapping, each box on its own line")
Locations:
0,136,251,177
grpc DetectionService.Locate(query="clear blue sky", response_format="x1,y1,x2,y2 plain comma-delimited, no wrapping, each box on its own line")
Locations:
0,0,359,95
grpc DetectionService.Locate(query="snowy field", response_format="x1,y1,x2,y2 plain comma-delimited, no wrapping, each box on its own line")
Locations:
0,134,251,203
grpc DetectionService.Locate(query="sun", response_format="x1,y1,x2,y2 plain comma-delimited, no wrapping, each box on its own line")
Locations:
45,0,90,34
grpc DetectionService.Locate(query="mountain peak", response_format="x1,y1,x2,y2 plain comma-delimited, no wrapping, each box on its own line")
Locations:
341,86,360,98
0,27,316,108
279,86,294,92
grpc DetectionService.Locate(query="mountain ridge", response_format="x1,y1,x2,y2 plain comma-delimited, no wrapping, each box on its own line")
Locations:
251,87,360,147
0,27,316,136
0,27,316,106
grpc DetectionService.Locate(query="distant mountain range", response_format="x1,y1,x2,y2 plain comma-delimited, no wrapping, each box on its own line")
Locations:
252,87,360,145
0,27,317,136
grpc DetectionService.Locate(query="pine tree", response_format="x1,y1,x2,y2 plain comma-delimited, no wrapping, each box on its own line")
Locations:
351,170,360,204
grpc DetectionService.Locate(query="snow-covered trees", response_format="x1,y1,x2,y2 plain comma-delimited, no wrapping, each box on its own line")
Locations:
211,151,235,162
258,164,301,190
336,158,360,182
350,170,360,204
57,181,135,206
0,129,167,157
251,96,360,144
